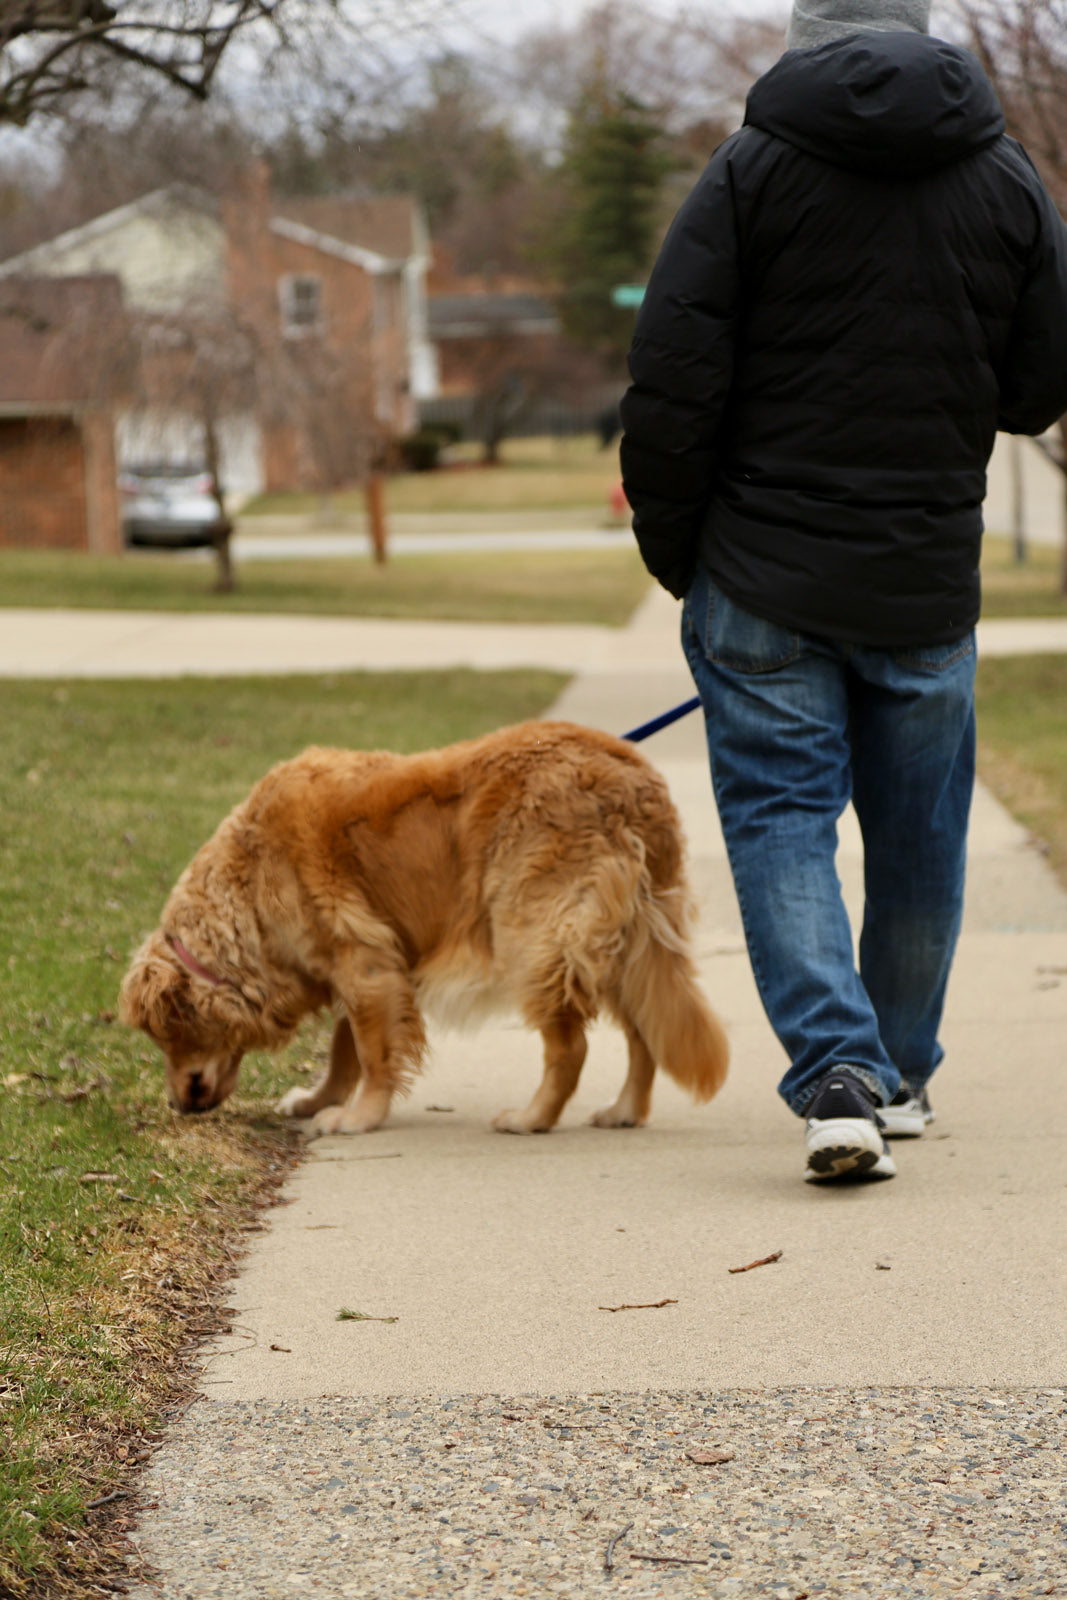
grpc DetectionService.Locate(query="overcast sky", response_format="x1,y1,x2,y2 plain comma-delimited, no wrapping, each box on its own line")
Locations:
458,0,764,45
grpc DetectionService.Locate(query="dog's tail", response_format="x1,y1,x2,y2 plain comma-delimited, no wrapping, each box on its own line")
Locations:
620,885,729,1104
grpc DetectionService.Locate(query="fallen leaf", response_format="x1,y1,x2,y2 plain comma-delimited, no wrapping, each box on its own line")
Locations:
336,1308,398,1323
687,1447,735,1466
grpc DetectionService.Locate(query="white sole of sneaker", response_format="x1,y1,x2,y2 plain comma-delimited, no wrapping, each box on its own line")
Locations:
804,1116,897,1182
881,1100,935,1138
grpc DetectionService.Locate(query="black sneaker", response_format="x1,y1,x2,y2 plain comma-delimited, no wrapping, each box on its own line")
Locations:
880,1084,935,1138
803,1070,897,1182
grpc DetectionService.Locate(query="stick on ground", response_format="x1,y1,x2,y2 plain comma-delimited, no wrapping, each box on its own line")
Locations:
604,1520,634,1573
728,1250,782,1274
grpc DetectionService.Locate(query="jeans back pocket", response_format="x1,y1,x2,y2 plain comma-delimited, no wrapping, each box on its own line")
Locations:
892,636,975,673
689,571,802,674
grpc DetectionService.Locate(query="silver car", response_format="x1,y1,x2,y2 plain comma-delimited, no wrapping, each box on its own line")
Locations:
120,463,226,549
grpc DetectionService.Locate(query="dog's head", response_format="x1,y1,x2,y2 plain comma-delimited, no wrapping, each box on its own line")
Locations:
119,931,251,1113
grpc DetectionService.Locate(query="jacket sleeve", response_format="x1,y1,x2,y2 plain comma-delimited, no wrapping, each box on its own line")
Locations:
620,138,742,599
997,156,1067,436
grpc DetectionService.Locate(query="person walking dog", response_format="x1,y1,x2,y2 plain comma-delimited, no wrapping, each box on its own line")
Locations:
620,0,1067,1182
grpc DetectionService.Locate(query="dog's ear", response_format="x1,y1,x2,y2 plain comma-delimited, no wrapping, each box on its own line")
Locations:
118,941,192,1045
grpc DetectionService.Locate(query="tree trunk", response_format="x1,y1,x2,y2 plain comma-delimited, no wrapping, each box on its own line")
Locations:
202,411,236,594
211,522,236,594
364,473,387,564
1009,433,1027,564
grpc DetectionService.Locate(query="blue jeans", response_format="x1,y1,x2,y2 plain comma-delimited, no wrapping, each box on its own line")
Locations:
682,568,976,1117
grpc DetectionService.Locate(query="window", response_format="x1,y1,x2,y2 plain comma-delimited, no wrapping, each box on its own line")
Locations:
279,274,323,335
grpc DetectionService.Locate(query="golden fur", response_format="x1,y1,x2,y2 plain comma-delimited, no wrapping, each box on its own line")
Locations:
119,720,728,1133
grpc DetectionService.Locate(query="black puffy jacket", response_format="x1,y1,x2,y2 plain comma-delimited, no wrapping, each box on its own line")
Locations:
620,32,1067,645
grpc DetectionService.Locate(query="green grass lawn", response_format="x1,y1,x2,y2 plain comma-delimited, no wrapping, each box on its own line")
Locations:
244,434,622,516
975,654,1067,891
980,534,1067,618
0,667,566,1599
0,545,649,627
1,524,1064,630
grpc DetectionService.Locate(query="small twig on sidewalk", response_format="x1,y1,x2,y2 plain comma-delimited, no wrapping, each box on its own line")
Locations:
599,1298,677,1312
728,1250,782,1274
604,1520,634,1573
629,1552,710,1565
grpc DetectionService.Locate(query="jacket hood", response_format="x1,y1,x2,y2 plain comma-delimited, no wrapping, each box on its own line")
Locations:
744,32,1005,177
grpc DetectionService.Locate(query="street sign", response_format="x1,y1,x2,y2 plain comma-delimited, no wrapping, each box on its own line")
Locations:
611,284,646,308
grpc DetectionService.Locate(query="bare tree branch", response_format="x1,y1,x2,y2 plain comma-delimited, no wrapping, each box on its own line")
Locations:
954,1,1067,204
0,1,464,127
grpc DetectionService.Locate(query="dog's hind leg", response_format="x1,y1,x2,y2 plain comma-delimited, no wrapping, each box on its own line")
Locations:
589,1017,655,1128
276,1015,362,1120
492,1008,587,1134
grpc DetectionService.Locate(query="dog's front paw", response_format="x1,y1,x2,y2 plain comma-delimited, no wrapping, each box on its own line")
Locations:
310,1097,389,1137
588,1102,645,1129
277,1086,317,1119
491,1108,551,1135
307,1105,342,1137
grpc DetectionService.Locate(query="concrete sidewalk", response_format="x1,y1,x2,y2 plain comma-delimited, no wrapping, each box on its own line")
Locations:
44,587,1062,1597
2,600,1067,678
178,589,1067,1398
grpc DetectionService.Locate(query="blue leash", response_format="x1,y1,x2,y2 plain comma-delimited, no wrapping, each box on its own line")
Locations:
621,695,702,744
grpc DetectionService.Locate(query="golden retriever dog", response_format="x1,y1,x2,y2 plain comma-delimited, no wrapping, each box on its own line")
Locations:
119,721,728,1135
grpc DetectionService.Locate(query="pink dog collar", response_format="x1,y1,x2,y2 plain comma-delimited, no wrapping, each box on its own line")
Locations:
168,934,229,988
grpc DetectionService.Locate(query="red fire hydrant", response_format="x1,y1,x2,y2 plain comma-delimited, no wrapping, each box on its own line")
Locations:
609,481,629,518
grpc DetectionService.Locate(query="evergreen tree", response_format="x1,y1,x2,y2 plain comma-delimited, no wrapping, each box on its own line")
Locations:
548,89,673,360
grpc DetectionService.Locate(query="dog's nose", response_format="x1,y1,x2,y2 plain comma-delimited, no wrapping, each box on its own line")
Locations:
181,1072,214,1113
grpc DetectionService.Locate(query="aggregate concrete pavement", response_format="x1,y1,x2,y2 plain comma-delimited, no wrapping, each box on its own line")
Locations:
15,585,1063,1596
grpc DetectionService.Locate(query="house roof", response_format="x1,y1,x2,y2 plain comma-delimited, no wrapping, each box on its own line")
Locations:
0,186,219,276
0,275,129,409
274,194,424,266
0,182,426,280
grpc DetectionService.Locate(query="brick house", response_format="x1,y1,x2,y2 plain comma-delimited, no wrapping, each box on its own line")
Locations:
0,275,128,552
0,169,434,498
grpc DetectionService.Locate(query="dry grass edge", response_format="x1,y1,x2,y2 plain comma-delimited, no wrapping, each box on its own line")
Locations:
16,1126,305,1600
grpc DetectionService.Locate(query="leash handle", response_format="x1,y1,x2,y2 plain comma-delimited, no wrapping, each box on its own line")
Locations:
621,695,702,744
